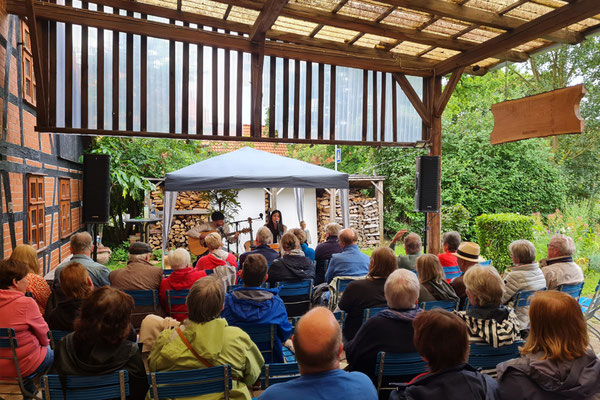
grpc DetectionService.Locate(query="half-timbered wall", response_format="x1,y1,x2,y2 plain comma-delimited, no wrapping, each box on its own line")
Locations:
0,11,85,274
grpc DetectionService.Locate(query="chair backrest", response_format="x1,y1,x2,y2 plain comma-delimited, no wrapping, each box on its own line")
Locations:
227,283,269,292
0,327,32,398
163,269,173,278
362,307,387,323
166,289,189,318
48,330,71,349
468,341,523,370
375,352,427,394
335,278,353,298
513,290,538,309
236,324,276,363
442,266,462,282
557,282,584,300
323,259,330,274
333,310,346,329
42,370,129,400
275,280,313,317
419,300,458,311
260,363,300,389
124,289,159,308
148,366,232,400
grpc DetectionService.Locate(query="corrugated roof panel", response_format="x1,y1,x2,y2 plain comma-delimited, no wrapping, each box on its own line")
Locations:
384,8,431,29
514,39,550,52
423,47,460,61
272,16,318,36
226,6,259,25
467,0,514,14
422,18,470,37
338,0,390,21
289,0,338,13
458,27,502,43
354,33,398,48
315,25,361,43
391,41,434,57
505,2,554,21
143,0,178,10
182,0,228,18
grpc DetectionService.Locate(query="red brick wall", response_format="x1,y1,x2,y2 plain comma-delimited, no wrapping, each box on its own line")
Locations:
0,11,84,274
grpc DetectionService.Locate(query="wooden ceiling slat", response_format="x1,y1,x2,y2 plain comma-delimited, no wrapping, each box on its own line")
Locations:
249,0,288,42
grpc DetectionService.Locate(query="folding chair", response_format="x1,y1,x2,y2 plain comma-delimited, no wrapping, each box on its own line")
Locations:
374,352,427,396
163,269,173,278
0,327,38,399
362,307,387,323
259,363,300,389
442,266,462,282
583,279,600,345
334,278,353,301
48,330,71,349
148,366,232,400
468,341,523,372
419,300,458,311
557,282,584,300
275,280,313,317
513,289,539,311
41,370,129,400
124,289,160,329
290,310,346,329
165,289,190,319
236,324,276,364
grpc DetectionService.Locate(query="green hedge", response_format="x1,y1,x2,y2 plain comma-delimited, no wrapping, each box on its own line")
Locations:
475,213,534,273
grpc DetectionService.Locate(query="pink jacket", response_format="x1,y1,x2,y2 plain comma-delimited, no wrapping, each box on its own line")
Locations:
0,289,50,376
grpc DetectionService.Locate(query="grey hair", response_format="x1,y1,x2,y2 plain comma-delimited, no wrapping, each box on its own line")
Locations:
442,231,461,252
404,233,422,255
256,227,273,245
384,269,420,309
325,223,342,236
549,234,576,257
508,239,537,264
167,248,191,269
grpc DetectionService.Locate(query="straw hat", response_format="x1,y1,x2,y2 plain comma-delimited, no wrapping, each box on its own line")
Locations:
455,242,486,263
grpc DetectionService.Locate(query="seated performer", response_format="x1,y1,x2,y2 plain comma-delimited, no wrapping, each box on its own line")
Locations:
265,210,287,244
187,211,239,255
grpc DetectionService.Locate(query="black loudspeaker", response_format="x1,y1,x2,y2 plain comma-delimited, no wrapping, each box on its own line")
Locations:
414,156,440,213
83,154,110,224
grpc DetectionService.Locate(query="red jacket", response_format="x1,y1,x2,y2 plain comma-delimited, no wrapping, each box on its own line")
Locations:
159,267,207,321
196,253,238,271
438,251,458,267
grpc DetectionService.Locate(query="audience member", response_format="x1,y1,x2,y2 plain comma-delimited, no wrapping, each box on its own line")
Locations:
265,209,287,244
416,254,459,304
389,230,422,270
450,241,485,302
291,228,315,262
325,228,370,284
149,276,264,400
53,287,148,400
346,269,421,383
314,223,343,285
259,307,377,400
267,232,315,286
0,259,52,396
540,234,584,290
238,227,279,267
390,309,499,400
502,240,546,330
10,244,51,314
438,231,461,282
454,265,520,347
195,232,237,286
222,254,293,363
497,291,600,399
338,247,398,341
300,220,312,245
159,248,207,321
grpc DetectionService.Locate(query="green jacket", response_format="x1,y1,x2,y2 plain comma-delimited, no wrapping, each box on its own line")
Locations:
148,318,264,400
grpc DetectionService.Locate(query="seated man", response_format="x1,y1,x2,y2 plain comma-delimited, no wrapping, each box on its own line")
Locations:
221,254,293,363
314,223,343,285
540,234,584,290
438,231,461,282
345,269,421,383
291,228,315,262
389,230,422,270
159,248,207,321
450,242,485,303
325,228,370,284
238,227,279,267
259,307,377,400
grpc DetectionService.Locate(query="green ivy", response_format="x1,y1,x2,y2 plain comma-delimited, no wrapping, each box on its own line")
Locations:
441,203,471,240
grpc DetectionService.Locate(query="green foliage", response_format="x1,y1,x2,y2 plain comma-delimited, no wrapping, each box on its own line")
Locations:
441,204,471,239
109,241,131,263
202,189,241,220
475,213,534,272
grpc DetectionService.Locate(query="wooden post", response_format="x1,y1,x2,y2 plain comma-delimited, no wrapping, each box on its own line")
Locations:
373,181,384,245
427,75,442,255
250,42,264,138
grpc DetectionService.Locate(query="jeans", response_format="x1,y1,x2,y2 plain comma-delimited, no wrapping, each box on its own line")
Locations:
23,346,54,396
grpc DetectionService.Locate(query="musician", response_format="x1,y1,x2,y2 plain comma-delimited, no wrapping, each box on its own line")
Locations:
265,209,287,244
187,211,239,245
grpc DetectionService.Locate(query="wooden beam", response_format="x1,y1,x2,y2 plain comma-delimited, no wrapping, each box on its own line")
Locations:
250,41,265,138
436,0,600,75
381,0,581,44
362,69,368,142
434,66,464,117
182,23,190,134
427,76,442,255
236,48,243,137
223,36,230,136
197,33,204,135
293,59,300,139
169,24,175,133
112,7,119,130
250,0,288,43
306,61,312,139
65,0,73,128
283,57,289,139
268,55,275,138
96,23,103,129
330,65,336,141
212,45,217,135
25,0,49,126
81,2,89,129
140,15,147,131
392,73,431,127
126,11,133,131
309,0,348,37
392,77,397,142
318,63,324,140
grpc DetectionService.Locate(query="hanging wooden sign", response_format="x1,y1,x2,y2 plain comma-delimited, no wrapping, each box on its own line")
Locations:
490,84,586,145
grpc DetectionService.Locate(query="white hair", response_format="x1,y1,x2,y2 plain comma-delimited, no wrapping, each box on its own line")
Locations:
549,234,576,257
256,227,273,245
325,223,342,236
384,269,420,309
168,248,191,269
508,240,537,264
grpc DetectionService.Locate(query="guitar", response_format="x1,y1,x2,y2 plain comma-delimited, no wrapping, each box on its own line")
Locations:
188,228,250,256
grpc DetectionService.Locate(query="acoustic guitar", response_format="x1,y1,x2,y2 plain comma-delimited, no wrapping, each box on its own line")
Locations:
188,228,250,256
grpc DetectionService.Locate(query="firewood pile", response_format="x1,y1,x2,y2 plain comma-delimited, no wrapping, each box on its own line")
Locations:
316,189,380,247
151,190,210,211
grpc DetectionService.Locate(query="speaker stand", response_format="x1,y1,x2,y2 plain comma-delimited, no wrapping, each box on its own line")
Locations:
422,213,428,254
92,224,98,262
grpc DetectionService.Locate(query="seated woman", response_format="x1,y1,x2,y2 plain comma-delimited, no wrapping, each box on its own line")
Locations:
501,240,546,331
497,291,600,400
149,276,264,400
338,246,398,341
0,259,53,396
290,228,315,262
195,232,237,287
454,265,520,348
416,254,459,304
10,244,52,314
53,287,148,400
267,232,315,286
390,309,499,399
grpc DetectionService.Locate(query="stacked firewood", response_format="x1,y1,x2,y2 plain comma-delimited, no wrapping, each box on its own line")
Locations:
148,215,211,250
316,190,380,247
150,190,210,211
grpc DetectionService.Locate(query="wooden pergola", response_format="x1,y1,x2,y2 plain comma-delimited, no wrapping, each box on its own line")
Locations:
8,0,600,253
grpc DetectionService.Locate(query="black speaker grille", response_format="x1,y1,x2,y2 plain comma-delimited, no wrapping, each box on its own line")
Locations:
83,154,111,224
414,156,440,213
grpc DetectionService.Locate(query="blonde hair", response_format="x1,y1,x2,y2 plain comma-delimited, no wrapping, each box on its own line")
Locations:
521,291,588,361
280,232,300,252
205,232,222,250
416,254,444,284
10,244,41,274
385,269,420,309
509,239,536,264
168,248,191,269
369,247,397,278
291,228,307,244
61,262,92,300
462,265,504,306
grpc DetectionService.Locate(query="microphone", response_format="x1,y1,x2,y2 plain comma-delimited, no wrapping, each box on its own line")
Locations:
259,213,263,220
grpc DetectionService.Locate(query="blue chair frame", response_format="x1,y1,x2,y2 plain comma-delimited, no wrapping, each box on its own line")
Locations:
419,300,458,311
442,265,462,282
148,366,232,400
583,279,600,346
124,289,160,328
335,278,354,298
48,330,71,349
163,269,173,278
165,289,190,319
259,363,300,389
362,307,387,323
374,352,427,395
0,327,37,399
468,341,523,370
236,324,276,364
275,280,314,317
557,282,584,300
42,370,129,400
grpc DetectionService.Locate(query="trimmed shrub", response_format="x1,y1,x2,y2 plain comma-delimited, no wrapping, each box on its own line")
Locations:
475,213,534,273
